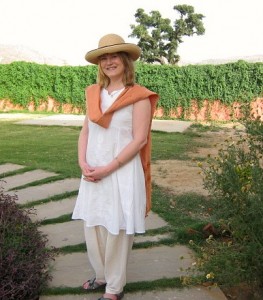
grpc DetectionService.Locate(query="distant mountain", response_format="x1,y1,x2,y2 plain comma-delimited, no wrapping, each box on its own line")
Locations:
0,44,68,66
180,55,263,66
1,44,262,67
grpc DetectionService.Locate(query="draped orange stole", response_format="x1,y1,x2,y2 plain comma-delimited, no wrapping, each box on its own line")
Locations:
86,84,159,214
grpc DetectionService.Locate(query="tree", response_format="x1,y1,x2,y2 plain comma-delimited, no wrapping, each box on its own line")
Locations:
129,5,205,65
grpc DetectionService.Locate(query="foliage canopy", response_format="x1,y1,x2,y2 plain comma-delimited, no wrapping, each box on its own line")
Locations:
129,5,205,64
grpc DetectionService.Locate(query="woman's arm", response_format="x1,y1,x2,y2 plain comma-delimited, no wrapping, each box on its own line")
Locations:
114,98,151,167
78,115,93,175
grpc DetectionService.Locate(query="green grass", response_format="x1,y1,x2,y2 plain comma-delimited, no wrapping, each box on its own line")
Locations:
42,277,185,295
0,121,80,177
0,118,219,295
0,120,215,235
151,130,203,160
0,119,215,230
0,121,204,176
151,185,215,244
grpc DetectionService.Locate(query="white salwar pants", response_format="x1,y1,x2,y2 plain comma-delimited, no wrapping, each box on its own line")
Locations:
84,223,134,294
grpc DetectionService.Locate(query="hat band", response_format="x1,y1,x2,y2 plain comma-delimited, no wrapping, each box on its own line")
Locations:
96,42,127,51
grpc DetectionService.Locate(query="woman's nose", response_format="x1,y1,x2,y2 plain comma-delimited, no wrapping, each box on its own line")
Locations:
105,56,113,64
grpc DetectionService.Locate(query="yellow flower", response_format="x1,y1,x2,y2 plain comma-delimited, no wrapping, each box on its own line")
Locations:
206,272,215,279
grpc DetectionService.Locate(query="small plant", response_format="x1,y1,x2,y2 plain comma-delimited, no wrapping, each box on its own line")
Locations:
196,116,263,292
0,187,57,300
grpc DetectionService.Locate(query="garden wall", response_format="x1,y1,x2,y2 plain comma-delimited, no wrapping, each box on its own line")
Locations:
0,61,262,121
1,97,262,122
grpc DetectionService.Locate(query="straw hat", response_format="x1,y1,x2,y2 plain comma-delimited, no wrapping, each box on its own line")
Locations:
85,33,141,64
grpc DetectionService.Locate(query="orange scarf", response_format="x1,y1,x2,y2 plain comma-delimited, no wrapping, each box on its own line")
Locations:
86,84,159,214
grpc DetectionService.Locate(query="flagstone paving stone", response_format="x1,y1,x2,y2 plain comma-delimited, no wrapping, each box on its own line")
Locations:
8,178,80,204
1,169,58,191
47,246,195,288
144,211,168,230
0,163,25,175
40,286,227,300
39,212,169,248
30,196,76,222
134,233,172,244
39,220,84,248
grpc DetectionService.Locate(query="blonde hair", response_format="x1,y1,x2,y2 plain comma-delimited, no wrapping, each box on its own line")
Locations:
97,52,135,88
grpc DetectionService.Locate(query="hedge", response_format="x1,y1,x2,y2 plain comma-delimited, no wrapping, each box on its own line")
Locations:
0,60,262,115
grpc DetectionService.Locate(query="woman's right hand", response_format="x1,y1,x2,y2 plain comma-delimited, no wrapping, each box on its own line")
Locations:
79,162,98,182
80,162,93,176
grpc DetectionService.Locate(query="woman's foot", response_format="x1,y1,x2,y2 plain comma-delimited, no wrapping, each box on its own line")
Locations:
83,278,106,290
98,291,124,300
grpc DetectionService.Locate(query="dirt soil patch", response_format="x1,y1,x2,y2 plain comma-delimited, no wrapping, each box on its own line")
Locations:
151,123,244,196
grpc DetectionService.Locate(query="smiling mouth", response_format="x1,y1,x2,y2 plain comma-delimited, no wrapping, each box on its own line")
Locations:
106,66,117,70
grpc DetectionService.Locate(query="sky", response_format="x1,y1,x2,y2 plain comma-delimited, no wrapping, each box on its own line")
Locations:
1,0,263,65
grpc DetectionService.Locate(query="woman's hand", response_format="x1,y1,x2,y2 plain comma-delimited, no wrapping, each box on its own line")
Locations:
79,162,96,182
85,166,109,181
83,158,119,182
79,162,91,174
80,163,108,183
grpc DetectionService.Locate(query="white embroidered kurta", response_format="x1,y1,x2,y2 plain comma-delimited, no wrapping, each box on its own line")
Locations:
72,88,146,235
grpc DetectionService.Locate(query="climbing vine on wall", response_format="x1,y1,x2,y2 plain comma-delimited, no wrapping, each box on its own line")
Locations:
0,60,262,115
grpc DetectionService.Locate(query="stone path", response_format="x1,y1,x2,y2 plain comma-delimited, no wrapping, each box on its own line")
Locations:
2,113,192,133
0,162,227,300
0,113,227,299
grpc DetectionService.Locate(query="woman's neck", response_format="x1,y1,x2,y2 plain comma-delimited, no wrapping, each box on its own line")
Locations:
106,81,125,94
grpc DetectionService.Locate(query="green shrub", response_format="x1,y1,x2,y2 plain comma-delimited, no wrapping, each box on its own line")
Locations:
197,117,263,289
0,188,57,300
0,62,98,110
0,60,262,116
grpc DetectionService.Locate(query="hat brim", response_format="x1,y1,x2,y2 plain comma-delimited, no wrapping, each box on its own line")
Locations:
85,43,141,64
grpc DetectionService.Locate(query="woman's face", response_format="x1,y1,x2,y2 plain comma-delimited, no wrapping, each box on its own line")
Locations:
99,53,125,81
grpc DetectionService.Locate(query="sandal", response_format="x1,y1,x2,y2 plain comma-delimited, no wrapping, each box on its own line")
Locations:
98,291,124,300
83,278,106,290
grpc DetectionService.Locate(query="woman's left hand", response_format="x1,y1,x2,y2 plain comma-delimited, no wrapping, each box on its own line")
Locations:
83,166,109,182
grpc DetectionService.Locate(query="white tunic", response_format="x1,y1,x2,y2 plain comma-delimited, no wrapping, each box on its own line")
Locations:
72,88,146,235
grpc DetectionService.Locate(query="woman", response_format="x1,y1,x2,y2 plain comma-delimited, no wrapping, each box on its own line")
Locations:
72,33,159,300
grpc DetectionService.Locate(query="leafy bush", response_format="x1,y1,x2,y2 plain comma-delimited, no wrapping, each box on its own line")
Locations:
0,60,262,115
196,117,263,289
0,62,98,109
0,188,57,300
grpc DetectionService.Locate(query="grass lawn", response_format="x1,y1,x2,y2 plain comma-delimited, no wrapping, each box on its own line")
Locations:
0,119,214,242
0,122,80,177
0,119,217,294
0,121,203,176
2,116,262,299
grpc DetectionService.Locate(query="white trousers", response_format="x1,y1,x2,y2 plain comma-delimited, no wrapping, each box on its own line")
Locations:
84,224,134,294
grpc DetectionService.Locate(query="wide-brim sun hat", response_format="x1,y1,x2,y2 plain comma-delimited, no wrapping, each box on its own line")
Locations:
85,33,141,64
